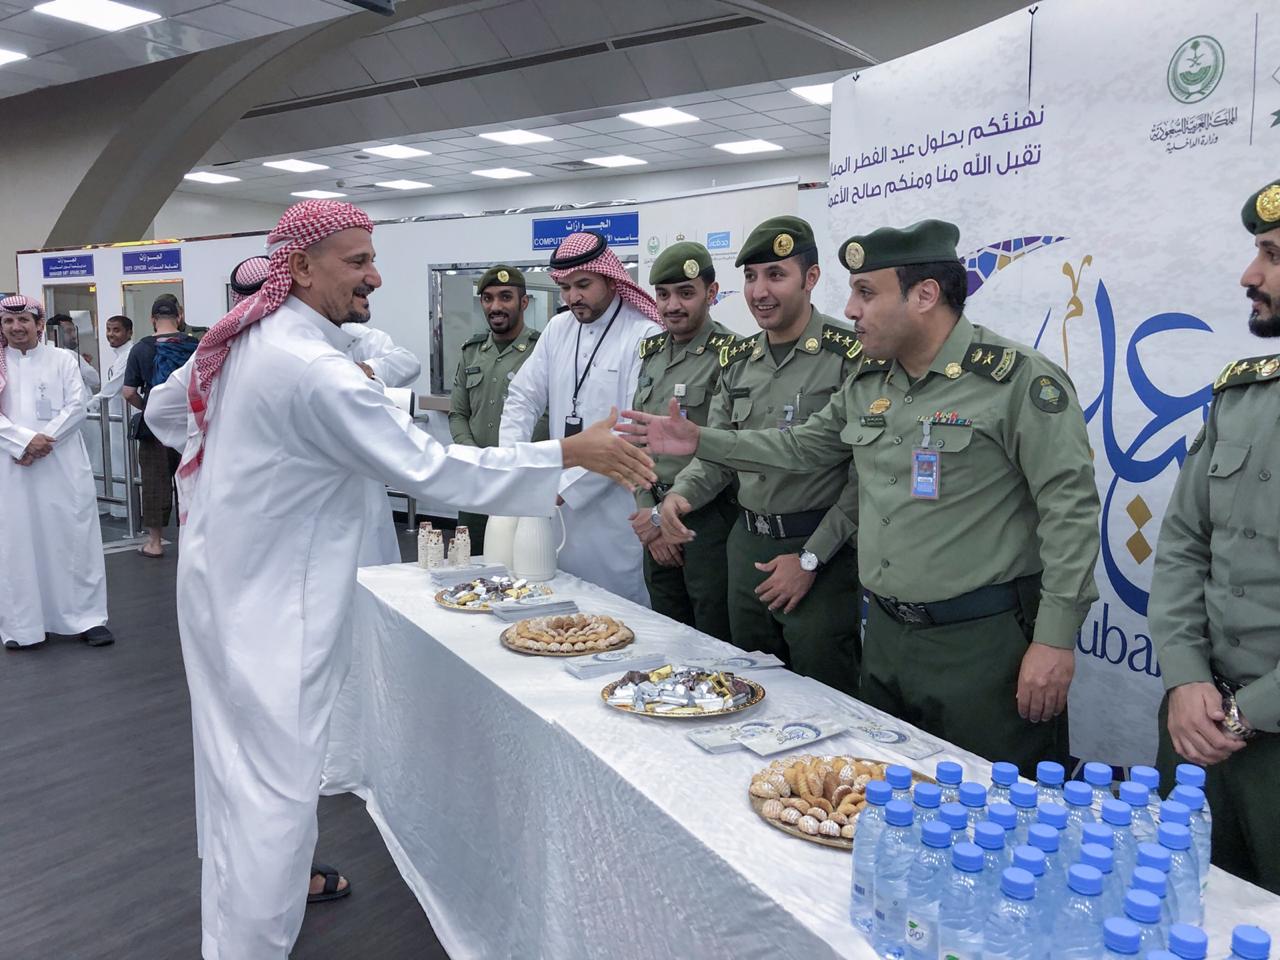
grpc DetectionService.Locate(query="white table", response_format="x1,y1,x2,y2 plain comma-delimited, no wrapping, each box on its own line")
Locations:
323,564,1280,959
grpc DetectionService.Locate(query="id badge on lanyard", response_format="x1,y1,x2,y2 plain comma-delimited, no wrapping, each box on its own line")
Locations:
911,420,940,500
36,382,53,421
777,392,802,431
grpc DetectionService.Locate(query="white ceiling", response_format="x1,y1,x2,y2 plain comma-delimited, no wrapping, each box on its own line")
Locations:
0,0,355,99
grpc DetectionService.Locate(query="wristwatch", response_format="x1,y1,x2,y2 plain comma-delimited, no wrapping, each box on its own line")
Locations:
799,550,820,572
1221,693,1257,740
649,505,663,529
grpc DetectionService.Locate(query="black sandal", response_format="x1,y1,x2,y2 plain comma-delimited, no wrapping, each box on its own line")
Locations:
307,862,351,903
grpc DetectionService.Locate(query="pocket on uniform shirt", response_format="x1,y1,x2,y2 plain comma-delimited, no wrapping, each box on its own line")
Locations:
1207,440,1251,527
730,395,754,426
840,422,883,446
464,370,484,390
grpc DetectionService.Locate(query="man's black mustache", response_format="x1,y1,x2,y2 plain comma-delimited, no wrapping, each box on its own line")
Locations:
353,286,374,297
1247,285,1272,307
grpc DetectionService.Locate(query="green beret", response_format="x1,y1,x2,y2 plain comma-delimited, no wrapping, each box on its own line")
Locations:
1242,178,1280,235
735,215,817,267
837,219,961,274
649,241,712,285
477,265,525,293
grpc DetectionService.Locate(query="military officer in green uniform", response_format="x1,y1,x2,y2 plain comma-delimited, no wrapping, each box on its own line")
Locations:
625,219,1101,773
629,241,737,641
1149,177,1280,894
449,264,547,550
653,217,862,695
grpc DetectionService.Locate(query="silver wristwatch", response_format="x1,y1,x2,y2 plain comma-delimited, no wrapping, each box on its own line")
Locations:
649,505,663,529
1221,693,1256,740
799,550,820,572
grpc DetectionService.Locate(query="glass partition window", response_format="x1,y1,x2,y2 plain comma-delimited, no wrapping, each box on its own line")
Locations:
122,279,186,337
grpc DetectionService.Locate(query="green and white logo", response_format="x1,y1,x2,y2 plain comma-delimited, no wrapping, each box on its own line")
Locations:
646,235,660,256
1167,35,1225,104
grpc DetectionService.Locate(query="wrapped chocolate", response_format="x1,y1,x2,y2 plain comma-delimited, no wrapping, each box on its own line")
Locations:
601,664,764,718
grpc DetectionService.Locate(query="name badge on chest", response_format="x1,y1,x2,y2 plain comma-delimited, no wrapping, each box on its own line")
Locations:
910,421,940,500
36,383,53,421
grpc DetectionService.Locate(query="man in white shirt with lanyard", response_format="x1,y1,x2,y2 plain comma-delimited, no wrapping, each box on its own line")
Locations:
501,231,663,604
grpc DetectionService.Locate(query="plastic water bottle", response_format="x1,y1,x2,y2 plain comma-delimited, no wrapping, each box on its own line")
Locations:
1105,916,1143,957
1083,820,1116,854
984,867,1043,960
1121,781,1160,846
1226,925,1272,960
1049,864,1106,959
1168,923,1209,960
886,764,914,803
988,802,1018,847
873,800,916,959
1173,765,1211,830
1124,888,1167,954
1134,846,1180,930
1027,824,1068,915
1102,796,1139,885
1039,801,1069,835
1128,765,1161,795
1149,952,1180,960
851,780,893,932
1009,781,1040,847
1011,845,1050,934
1084,761,1116,811
1169,786,1211,896
1079,842,1125,919
975,820,1012,885
912,781,942,838
939,801,968,841
1158,823,1202,926
959,781,988,835
1037,761,1066,805
935,760,964,806
938,842,986,960
903,821,952,960
989,761,1019,806
1159,802,1201,893
1061,781,1097,864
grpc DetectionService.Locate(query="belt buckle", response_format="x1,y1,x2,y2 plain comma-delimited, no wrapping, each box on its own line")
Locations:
753,514,772,537
891,599,931,625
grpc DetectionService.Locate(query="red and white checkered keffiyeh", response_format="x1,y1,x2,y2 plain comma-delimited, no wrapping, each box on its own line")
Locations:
228,255,271,306
548,232,661,326
0,294,46,396
177,200,374,509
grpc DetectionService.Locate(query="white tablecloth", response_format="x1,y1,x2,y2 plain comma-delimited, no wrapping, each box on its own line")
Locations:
323,564,1280,959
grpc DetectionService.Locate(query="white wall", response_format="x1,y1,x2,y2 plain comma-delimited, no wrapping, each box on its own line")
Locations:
149,193,289,242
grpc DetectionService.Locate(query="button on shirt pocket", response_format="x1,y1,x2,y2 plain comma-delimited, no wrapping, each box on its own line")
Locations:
1207,440,1251,528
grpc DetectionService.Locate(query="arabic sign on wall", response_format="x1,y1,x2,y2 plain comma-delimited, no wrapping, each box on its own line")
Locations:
823,0,1278,765
122,248,182,274
42,254,94,279
531,213,639,251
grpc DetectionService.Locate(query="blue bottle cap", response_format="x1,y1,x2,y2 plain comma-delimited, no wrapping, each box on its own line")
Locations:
1124,888,1161,924
1000,866,1035,900
935,760,964,785
1128,765,1161,792
952,841,984,872
1037,760,1065,786
1101,797,1133,826
885,764,913,790
1136,842,1172,872
1174,764,1205,790
1084,761,1113,787
1158,822,1191,851
885,799,914,827
1038,802,1069,829
913,782,942,809
1083,822,1115,849
974,821,1005,851
939,801,968,831
1080,842,1114,874
988,802,1018,831
1027,823,1060,853
1160,799,1192,826
1168,922,1208,959
1231,925,1272,960
1103,916,1142,955
990,761,1019,787
1119,781,1151,808
958,781,987,808
866,780,893,806
1170,785,1204,813
1130,866,1167,899
1063,781,1093,807
1009,781,1039,809
1012,844,1046,877
921,820,952,849
1067,863,1104,896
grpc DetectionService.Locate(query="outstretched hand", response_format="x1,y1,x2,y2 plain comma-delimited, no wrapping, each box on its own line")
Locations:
617,398,700,456
560,407,656,492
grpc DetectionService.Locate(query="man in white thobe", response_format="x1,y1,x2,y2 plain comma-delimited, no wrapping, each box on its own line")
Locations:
0,295,113,649
144,201,652,960
89,315,134,516
500,231,662,605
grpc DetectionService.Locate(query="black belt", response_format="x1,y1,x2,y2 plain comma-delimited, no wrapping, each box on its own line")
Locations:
870,580,1021,627
742,507,828,540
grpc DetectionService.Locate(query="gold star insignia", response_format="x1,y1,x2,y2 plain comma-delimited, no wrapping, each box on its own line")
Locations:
984,351,996,364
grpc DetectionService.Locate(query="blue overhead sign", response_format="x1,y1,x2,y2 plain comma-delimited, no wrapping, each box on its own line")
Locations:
706,231,732,250
42,254,94,278
122,248,182,274
532,212,639,251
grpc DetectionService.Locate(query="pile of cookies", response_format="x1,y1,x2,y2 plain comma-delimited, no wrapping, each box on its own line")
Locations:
749,755,891,841
506,614,633,654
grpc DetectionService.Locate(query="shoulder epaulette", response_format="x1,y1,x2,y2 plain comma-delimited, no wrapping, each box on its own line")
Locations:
638,332,668,359
853,357,891,379
528,329,540,340
961,342,1024,382
1213,355,1280,393
462,333,487,348
706,332,736,351
719,335,756,368
819,323,862,361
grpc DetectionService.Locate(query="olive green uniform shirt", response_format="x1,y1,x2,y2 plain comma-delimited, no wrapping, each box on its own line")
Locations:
1149,356,1280,733
632,318,737,510
449,326,546,447
668,306,862,564
695,315,1101,650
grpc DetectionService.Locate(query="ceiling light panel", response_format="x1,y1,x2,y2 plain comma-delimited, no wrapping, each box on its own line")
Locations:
32,0,161,32
376,180,433,190
364,144,431,159
0,48,29,66
291,190,347,199
714,139,785,155
583,156,646,168
618,107,699,128
789,83,834,105
184,172,241,184
264,159,330,173
478,130,553,146
471,168,532,180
